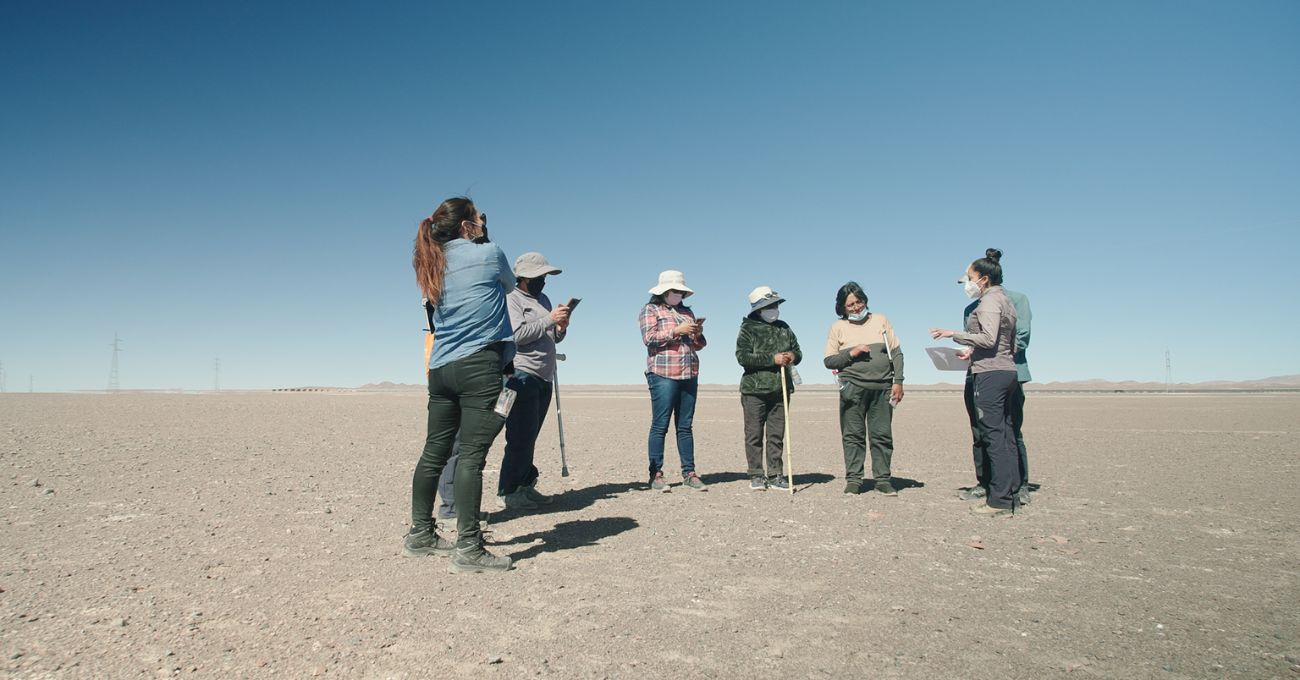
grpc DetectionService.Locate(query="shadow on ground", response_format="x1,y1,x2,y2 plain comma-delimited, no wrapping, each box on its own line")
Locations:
498,517,639,563
489,481,643,520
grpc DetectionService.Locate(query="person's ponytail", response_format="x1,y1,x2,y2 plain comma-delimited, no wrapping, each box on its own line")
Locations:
412,197,477,305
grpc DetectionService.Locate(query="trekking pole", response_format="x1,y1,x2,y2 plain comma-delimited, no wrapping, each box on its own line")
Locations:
555,353,570,477
780,364,794,493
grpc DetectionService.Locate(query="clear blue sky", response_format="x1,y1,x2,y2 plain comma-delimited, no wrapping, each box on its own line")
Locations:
2,1,1297,391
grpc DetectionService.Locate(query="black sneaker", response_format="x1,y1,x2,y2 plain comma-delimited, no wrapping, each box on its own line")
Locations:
844,481,862,495
650,471,669,492
874,481,898,496
767,476,790,491
958,485,988,501
449,545,512,573
750,476,766,491
402,528,454,557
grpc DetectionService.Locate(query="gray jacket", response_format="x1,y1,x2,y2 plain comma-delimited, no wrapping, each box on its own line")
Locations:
506,287,566,381
953,285,1017,374
964,287,1032,381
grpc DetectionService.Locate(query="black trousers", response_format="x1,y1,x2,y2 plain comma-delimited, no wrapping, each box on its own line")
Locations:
410,345,506,548
498,371,553,495
968,370,1020,509
966,376,1029,489
741,392,785,478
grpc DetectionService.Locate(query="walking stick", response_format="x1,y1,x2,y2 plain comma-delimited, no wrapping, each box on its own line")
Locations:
555,353,570,477
780,364,794,493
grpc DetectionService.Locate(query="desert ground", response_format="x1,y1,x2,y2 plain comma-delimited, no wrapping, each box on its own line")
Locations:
1,389,1297,678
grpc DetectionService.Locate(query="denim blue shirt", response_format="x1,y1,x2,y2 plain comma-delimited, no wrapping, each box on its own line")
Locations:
428,239,515,370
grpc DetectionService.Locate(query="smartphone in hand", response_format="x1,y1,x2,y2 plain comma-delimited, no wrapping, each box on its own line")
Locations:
566,297,582,312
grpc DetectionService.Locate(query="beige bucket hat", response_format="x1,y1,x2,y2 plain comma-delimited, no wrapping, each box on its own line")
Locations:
648,270,694,297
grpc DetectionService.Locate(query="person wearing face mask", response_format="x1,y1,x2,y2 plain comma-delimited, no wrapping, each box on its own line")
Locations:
930,248,1020,517
823,282,905,496
639,270,708,492
952,249,1034,506
407,197,516,573
497,252,571,511
734,286,803,491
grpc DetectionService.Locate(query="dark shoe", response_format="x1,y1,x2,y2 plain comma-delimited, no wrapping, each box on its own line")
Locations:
449,545,512,573
767,476,790,491
497,488,538,511
843,481,862,495
1016,485,1032,506
650,471,669,492
683,472,707,491
522,481,554,505
750,476,766,491
970,503,1012,518
402,528,454,557
958,485,988,501
874,481,898,496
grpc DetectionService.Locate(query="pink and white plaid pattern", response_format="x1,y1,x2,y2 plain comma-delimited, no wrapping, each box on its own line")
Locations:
639,303,707,380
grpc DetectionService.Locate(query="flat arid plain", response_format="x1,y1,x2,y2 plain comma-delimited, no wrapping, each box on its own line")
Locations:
2,389,1297,678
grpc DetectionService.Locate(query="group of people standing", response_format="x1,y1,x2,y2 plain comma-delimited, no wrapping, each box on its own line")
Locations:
405,197,573,573
404,196,1033,574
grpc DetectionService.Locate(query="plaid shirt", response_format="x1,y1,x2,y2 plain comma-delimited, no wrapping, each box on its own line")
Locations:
640,303,707,380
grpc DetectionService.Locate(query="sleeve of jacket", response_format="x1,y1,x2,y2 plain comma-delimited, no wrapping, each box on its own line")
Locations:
509,291,556,346
493,246,515,292
823,324,853,370
953,299,1000,349
884,320,904,383
1014,296,1031,352
787,324,803,366
640,305,675,347
735,323,772,369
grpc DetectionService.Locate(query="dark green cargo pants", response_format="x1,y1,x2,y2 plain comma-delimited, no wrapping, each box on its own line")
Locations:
410,345,506,549
838,382,894,486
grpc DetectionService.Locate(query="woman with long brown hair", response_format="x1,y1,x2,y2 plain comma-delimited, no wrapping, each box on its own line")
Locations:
406,196,515,572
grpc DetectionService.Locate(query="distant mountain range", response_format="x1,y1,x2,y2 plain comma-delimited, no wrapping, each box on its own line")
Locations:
348,375,1300,393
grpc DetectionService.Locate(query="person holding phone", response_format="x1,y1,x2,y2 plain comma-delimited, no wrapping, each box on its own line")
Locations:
930,248,1020,517
407,197,515,573
824,282,906,496
639,270,708,491
497,252,570,511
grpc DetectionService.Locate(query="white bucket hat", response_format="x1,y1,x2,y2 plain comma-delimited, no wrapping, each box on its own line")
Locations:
747,286,784,312
648,270,694,297
514,252,562,279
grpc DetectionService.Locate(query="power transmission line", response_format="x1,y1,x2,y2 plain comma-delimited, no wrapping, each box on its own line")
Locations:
214,357,221,392
108,333,123,393
1165,349,1172,393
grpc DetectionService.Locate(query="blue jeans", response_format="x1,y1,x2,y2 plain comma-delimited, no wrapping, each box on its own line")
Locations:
498,371,553,496
646,373,697,477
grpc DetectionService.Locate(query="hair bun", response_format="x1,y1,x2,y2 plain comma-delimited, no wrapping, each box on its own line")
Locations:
985,248,1002,262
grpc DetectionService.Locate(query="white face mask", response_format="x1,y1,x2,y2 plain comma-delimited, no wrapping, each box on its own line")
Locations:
759,307,779,323
847,310,869,322
962,277,982,299
663,292,684,306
